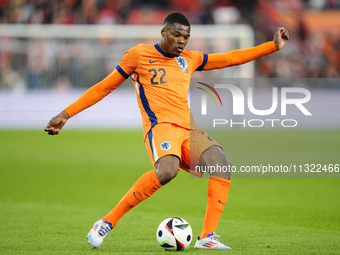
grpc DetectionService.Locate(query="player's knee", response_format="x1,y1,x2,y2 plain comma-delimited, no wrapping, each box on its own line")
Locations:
156,166,178,185
225,158,232,168
199,146,228,165
163,167,178,182
215,158,231,180
217,166,231,180
200,145,231,180
155,155,180,185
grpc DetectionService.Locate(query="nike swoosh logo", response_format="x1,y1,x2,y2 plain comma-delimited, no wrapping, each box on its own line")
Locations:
133,192,142,201
218,200,225,206
149,60,160,64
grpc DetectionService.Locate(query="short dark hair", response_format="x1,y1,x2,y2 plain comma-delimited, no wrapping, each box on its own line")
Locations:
163,12,190,27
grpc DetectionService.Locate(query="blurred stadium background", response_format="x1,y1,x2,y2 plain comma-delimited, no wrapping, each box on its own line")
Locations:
0,0,339,128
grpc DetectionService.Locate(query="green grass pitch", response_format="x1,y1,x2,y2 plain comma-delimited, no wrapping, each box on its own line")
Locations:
0,129,339,254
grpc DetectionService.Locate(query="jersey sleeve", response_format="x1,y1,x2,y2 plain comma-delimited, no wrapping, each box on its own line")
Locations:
64,68,126,117
203,41,277,70
187,50,208,71
65,46,141,117
116,46,140,78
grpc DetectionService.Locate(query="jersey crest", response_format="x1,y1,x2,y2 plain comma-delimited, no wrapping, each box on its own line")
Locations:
160,141,171,151
176,56,188,69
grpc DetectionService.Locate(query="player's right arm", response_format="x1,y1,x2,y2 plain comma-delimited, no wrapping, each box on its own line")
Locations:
45,46,140,135
44,69,126,135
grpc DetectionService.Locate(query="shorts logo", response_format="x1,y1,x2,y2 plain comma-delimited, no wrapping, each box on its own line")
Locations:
207,135,214,141
176,56,188,69
160,141,171,151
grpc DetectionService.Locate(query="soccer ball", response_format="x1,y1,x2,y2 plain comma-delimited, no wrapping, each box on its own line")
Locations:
156,217,193,251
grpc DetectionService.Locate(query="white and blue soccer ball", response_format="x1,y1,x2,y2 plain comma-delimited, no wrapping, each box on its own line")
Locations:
156,217,193,251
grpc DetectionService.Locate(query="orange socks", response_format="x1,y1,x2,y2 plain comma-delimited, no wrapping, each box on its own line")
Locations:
103,170,162,227
102,170,229,237
200,177,231,239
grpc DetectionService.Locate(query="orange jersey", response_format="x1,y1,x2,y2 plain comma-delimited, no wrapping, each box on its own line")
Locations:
65,41,276,138
116,43,206,137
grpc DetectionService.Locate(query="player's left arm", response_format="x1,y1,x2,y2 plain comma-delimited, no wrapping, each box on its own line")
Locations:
203,27,289,70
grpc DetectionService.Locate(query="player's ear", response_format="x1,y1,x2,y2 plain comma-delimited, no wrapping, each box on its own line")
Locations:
161,27,167,38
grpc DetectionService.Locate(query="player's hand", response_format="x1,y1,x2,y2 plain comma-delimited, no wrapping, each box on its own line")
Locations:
44,110,70,135
274,27,289,51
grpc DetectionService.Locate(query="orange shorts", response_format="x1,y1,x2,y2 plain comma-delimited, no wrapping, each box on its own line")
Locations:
144,123,221,173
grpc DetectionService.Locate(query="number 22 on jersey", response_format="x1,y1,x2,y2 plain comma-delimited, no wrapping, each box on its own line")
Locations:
148,68,167,85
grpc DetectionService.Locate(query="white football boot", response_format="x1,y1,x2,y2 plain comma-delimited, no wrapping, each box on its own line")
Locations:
87,219,113,248
194,232,232,250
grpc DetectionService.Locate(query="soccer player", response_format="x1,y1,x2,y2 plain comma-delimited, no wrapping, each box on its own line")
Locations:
45,13,289,250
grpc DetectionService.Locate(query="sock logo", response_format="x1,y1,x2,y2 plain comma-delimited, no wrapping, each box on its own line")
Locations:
133,192,142,201
207,135,214,141
218,200,225,206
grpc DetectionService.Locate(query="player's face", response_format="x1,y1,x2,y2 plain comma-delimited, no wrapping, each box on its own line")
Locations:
161,23,190,57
